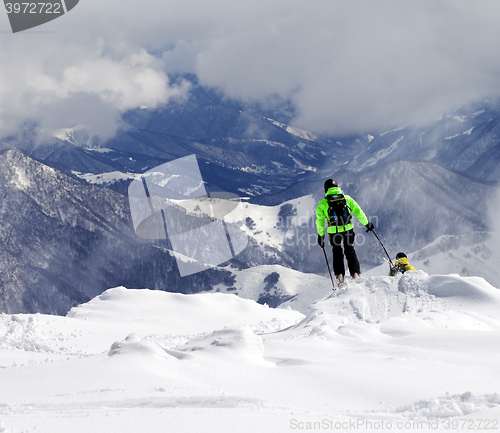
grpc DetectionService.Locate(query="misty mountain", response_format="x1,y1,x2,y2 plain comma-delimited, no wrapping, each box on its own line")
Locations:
27,84,369,196
25,91,500,204
347,100,500,181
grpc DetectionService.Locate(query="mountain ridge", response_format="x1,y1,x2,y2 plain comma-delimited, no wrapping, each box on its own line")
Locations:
0,150,237,314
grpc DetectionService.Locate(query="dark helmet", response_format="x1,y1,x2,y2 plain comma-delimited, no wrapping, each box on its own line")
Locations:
324,179,338,193
396,252,407,259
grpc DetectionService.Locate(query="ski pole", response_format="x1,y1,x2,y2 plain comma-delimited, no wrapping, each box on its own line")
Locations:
371,229,394,267
322,245,336,291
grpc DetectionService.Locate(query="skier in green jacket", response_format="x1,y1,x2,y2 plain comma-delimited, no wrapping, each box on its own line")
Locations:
316,179,374,284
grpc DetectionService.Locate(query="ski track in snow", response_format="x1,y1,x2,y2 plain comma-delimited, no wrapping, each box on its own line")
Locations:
1,272,500,432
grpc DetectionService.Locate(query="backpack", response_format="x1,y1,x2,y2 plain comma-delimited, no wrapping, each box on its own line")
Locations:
326,194,352,227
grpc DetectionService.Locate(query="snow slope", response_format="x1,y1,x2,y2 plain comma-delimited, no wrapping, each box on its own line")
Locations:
1,272,500,432
212,264,330,312
242,194,317,250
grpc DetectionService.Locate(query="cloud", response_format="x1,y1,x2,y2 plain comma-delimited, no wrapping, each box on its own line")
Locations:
0,14,191,139
2,0,500,139
190,0,500,135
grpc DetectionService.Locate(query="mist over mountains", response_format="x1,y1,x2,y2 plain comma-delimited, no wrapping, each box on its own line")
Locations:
1,83,499,314
10,84,368,196
347,100,500,181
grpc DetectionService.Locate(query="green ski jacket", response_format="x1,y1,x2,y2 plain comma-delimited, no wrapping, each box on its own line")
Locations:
316,187,369,236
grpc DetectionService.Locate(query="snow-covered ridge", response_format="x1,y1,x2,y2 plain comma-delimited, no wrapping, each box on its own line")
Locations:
53,125,99,148
67,287,303,338
1,273,500,431
444,126,475,140
266,117,318,141
212,264,329,311
284,270,500,331
74,170,142,185
241,194,317,250
359,135,405,169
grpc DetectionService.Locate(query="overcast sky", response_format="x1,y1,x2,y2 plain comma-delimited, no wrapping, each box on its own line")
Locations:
1,0,500,140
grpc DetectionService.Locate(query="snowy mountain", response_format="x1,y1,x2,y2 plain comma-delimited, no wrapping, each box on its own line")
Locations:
2,147,498,315
211,264,330,309
17,96,500,203
0,150,239,314
24,84,369,196
244,159,499,272
2,83,500,316
1,275,499,432
348,101,500,181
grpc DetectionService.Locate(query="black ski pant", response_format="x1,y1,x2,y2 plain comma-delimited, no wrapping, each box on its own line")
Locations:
328,229,361,277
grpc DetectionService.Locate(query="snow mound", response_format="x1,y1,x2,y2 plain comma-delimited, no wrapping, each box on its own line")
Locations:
1,276,500,432
0,315,54,353
365,232,500,290
393,391,500,418
108,333,173,359
68,287,304,336
0,313,89,357
178,326,271,366
107,327,272,366
288,271,500,336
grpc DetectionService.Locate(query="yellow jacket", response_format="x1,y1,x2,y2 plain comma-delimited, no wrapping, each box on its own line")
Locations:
388,257,416,276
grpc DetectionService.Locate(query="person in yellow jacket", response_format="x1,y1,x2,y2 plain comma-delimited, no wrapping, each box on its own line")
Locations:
389,252,417,276
316,179,374,284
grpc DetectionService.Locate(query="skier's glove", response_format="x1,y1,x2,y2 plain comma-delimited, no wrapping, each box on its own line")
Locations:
365,222,375,232
317,235,325,248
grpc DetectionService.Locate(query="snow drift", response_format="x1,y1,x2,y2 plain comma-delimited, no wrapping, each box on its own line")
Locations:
1,272,500,432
